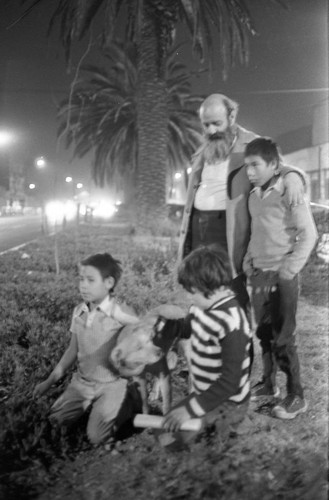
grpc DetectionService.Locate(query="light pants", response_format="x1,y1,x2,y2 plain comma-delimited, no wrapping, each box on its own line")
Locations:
50,373,140,445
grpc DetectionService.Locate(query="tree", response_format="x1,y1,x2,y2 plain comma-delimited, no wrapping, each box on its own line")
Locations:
58,41,203,206
19,0,277,227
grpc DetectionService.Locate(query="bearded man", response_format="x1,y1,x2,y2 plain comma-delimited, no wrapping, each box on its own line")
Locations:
178,93,305,286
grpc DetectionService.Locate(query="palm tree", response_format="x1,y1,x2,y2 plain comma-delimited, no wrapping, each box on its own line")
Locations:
57,41,203,207
19,0,282,227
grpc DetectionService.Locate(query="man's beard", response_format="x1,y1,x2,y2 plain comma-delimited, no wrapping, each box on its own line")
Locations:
200,127,236,164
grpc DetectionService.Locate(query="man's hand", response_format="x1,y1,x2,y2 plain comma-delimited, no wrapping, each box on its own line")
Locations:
284,172,305,206
162,405,191,432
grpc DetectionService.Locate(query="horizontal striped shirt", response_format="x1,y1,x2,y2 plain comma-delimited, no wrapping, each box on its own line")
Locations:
166,291,252,417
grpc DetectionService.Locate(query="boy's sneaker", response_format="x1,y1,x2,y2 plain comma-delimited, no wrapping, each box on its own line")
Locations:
251,380,280,401
273,395,308,420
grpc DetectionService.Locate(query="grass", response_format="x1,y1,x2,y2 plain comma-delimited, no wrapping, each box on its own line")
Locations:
0,220,328,500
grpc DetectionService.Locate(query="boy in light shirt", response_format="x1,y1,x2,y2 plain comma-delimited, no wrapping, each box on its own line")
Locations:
243,138,317,419
33,253,141,445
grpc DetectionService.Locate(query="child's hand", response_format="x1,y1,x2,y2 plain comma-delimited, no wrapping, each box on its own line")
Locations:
33,380,52,398
162,406,191,432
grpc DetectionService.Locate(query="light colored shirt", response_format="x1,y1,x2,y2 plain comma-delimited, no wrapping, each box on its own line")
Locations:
245,176,318,279
194,159,229,211
70,296,129,383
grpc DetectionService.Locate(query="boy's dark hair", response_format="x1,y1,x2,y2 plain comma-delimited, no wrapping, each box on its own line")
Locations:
80,253,122,288
245,137,280,165
178,245,232,298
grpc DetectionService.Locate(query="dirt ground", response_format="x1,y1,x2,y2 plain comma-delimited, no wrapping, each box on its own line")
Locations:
26,295,328,500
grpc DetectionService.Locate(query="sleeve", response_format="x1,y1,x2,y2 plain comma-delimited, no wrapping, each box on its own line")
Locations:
279,198,318,279
69,306,79,334
183,329,248,417
279,163,307,186
154,315,192,348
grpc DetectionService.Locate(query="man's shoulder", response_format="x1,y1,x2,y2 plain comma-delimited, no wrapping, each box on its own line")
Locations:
235,125,258,148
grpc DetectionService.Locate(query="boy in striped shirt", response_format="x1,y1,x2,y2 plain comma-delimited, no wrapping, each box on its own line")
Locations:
157,246,252,445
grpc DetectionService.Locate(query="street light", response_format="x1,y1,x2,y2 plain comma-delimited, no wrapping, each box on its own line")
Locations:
35,156,46,169
0,130,14,148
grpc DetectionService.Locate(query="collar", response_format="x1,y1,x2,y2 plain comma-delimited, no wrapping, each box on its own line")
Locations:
207,288,236,311
250,175,284,197
78,295,115,317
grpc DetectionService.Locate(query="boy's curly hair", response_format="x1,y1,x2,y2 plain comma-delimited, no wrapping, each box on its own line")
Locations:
80,253,122,288
178,245,232,298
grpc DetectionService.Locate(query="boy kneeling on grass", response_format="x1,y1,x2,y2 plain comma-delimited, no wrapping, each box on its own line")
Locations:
243,137,318,419
33,253,141,446
155,245,253,447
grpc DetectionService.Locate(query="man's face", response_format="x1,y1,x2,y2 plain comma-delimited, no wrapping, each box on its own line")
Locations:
200,103,230,139
79,265,113,305
245,155,277,187
199,102,235,163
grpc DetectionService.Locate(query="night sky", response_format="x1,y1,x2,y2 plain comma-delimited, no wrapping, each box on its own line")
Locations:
0,0,328,192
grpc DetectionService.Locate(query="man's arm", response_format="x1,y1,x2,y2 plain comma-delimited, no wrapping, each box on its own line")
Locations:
280,164,307,206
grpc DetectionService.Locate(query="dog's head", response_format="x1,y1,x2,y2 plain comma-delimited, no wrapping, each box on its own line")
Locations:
109,304,185,377
109,315,167,377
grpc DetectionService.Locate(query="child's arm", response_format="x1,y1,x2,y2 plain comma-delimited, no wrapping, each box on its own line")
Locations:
112,301,140,325
163,328,249,430
33,332,78,398
279,199,318,280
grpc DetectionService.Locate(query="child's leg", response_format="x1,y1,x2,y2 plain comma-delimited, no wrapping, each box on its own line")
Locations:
250,270,278,394
50,374,93,427
271,275,303,398
87,379,142,445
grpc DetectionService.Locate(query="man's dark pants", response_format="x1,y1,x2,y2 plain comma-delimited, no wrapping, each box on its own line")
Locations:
191,208,250,312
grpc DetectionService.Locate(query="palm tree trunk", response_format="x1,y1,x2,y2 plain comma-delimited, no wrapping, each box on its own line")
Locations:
136,5,169,230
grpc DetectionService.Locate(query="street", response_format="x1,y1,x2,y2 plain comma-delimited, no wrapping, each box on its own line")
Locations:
0,214,44,254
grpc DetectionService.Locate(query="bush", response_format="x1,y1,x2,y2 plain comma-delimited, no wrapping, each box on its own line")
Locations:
0,226,179,485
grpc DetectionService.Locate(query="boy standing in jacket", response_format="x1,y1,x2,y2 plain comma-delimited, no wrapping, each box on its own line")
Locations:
243,138,317,419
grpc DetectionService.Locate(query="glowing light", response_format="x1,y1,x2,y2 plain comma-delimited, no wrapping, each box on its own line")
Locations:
0,130,14,147
76,182,83,189
92,200,118,219
29,183,36,190
174,172,182,180
187,167,192,175
45,200,77,223
35,156,46,168
65,176,73,183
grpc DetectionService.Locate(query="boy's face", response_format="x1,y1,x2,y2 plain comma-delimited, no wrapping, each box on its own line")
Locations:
185,289,212,310
245,154,277,187
79,265,114,305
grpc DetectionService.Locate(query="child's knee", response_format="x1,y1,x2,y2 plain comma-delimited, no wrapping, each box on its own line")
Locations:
87,417,116,445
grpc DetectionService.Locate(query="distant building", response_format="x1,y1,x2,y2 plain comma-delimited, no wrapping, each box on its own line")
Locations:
277,100,329,204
